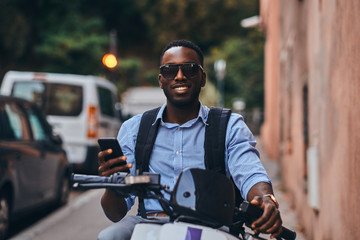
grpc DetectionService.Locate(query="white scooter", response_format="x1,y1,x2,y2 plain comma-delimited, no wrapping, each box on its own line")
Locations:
72,168,296,240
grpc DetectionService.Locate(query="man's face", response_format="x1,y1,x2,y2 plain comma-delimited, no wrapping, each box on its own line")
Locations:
159,46,206,108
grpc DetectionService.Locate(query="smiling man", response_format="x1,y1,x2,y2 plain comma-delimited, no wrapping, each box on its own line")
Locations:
97,40,283,240
158,41,206,124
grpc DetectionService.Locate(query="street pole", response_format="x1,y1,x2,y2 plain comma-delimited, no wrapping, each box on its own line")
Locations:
108,29,118,82
214,59,226,107
109,29,117,56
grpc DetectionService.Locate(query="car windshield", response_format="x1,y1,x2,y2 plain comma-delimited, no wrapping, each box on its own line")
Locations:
11,81,83,116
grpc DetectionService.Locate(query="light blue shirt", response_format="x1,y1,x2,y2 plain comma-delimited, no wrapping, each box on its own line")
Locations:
117,103,271,213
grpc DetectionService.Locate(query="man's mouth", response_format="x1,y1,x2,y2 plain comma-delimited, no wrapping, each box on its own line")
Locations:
173,85,189,94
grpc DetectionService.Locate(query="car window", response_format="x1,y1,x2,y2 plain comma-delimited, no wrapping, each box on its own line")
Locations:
0,104,16,139
12,81,83,116
12,81,45,107
26,107,47,141
97,86,115,117
45,83,83,116
0,102,30,140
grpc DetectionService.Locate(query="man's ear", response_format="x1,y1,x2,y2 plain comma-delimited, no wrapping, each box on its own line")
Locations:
158,74,163,89
201,71,206,87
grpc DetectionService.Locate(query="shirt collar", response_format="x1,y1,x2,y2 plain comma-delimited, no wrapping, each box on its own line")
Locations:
152,102,208,126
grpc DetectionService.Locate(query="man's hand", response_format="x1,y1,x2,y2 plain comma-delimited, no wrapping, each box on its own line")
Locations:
98,149,133,177
250,195,283,239
98,149,131,222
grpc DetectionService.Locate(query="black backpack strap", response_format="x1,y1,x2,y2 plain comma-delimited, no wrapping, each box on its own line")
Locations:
204,107,243,206
204,107,231,174
135,107,161,218
135,107,161,174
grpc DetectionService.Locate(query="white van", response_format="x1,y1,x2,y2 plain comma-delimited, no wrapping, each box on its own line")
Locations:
121,87,166,119
1,71,122,174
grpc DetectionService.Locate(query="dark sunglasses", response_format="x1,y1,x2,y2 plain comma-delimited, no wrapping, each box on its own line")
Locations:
159,63,204,80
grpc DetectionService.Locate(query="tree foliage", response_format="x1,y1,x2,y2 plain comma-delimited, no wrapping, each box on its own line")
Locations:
207,31,265,110
35,16,108,74
0,0,263,109
0,0,109,75
133,0,257,54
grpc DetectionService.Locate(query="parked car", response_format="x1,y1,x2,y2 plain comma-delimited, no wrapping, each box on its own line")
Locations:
0,71,122,174
0,95,71,239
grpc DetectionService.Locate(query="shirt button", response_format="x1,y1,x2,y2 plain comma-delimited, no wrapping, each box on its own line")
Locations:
176,151,179,155
177,127,180,131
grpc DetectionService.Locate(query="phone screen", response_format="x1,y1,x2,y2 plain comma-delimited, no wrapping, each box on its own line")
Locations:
97,137,124,162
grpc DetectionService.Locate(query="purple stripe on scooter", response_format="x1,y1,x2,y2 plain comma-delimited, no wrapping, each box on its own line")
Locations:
185,227,202,240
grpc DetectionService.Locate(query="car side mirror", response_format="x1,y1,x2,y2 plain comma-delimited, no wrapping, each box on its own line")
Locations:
51,134,63,145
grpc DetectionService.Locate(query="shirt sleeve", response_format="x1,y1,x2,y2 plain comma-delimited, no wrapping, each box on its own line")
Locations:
225,113,271,200
116,114,142,211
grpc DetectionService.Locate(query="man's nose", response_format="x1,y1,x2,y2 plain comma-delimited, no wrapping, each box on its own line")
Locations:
174,67,186,80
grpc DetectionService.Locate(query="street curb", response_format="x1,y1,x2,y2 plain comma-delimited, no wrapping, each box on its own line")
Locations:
10,189,102,240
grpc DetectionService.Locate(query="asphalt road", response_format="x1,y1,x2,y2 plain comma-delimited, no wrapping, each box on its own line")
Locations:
10,189,116,240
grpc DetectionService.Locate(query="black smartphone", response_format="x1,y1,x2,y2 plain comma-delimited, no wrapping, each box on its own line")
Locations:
97,137,125,164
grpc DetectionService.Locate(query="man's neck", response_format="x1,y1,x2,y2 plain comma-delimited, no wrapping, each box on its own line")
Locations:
163,101,200,125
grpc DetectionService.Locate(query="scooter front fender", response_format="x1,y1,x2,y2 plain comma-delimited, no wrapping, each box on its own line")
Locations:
130,223,162,240
131,222,239,240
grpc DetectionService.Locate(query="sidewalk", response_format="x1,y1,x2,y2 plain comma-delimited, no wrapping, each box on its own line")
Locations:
255,137,306,240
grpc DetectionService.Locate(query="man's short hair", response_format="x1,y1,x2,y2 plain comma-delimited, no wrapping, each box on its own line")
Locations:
160,40,204,66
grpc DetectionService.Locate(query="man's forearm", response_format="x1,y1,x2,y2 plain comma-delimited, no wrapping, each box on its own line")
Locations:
246,181,274,201
101,189,128,222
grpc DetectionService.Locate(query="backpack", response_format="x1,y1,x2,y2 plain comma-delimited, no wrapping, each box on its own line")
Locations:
135,106,242,218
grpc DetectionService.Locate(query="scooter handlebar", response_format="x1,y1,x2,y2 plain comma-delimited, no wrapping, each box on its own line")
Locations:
71,172,129,184
279,227,297,240
71,172,162,190
72,171,296,240
238,201,296,240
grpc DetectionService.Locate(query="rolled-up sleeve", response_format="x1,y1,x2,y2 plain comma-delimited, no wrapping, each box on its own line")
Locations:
225,114,271,200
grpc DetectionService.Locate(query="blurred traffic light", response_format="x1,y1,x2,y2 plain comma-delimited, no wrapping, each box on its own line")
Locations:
102,53,118,69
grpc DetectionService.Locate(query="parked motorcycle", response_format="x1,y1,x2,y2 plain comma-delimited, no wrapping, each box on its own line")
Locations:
72,168,296,240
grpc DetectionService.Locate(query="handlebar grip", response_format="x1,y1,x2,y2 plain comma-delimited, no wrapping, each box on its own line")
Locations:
71,172,130,187
72,174,110,183
239,201,297,240
279,226,296,240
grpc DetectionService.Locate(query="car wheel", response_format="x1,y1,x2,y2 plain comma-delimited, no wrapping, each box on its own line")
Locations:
56,175,70,207
0,193,10,240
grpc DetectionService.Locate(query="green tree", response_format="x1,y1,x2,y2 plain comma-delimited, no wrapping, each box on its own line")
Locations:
207,31,265,110
134,0,259,54
116,58,142,92
0,0,110,75
0,0,35,74
35,15,108,74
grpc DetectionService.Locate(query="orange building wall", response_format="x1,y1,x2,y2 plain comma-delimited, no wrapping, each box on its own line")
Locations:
260,0,360,239
260,0,280,160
